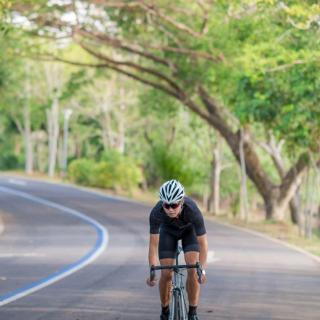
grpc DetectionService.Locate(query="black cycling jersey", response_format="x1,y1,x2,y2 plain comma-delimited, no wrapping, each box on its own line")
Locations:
149,196,206,236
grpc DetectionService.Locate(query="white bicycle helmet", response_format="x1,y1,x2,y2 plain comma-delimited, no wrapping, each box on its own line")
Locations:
159,179,185,204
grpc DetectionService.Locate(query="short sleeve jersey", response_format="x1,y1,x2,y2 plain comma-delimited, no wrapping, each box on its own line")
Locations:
149,196,206,236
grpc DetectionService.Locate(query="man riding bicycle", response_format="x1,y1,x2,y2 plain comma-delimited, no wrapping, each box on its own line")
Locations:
146,180,208,320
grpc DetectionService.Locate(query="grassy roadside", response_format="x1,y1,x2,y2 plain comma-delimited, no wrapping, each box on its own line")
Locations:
209,215,320,258
1,171,320,258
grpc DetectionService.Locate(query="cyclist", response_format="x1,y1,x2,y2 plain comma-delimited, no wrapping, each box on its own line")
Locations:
146,179,208,320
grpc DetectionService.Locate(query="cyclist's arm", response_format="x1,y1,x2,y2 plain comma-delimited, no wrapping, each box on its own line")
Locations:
148,233,159,266
197,234,208,269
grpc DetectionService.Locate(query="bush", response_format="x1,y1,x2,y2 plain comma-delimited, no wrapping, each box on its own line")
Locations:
68,151,143,191
0,153,19,170
68,159,95,185
99,150,143,191
91,162,114,189
146,145,201,189
116,157,143,191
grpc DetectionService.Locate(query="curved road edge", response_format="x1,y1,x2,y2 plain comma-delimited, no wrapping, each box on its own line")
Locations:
0,186,109,307
1,174,319,266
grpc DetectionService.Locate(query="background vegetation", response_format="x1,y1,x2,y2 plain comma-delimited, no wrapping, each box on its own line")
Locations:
0,1,319,245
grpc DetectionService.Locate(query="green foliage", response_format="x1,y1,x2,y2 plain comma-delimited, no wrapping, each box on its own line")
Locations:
68,159,95,185
2,0,320,217
97,149,143,191
91,162,114,189
232,61,320,153
60,69,92,101
145,143,202,189
0,152,19,170
0,132,20,170
68,150,142,191
138,88,180,118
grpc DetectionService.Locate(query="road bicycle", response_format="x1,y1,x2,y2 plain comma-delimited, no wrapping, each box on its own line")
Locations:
150,246,202,320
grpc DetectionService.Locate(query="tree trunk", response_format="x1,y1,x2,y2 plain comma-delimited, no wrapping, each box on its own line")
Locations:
116,87,126,154
101,110,113,150
239,127,249,222
197,87,309,220
258,133,303,224
289,195,302,226
32,130,47,173
207,134,221,215
23,102,33,175
47,96,60,178
23,64,34,175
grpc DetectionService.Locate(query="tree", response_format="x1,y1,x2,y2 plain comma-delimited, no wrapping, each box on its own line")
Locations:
5,0,320,219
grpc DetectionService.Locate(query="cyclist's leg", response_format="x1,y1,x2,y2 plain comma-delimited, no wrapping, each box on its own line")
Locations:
159,228,177,309
182,228,200,308
184,251,200,306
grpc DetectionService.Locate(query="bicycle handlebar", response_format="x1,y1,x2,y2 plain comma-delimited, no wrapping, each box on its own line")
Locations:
150,262,203,283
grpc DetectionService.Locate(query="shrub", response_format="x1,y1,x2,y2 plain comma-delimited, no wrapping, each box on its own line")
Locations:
116,157,143,191
100,150,143,191
0,153,19,170
91,162,114,189
146,145,201,189
68,159,95,185
69,151,143,191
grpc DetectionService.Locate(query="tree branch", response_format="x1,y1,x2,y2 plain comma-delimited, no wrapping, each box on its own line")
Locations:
264,58,320,73
91,0,202,37
139,1,202,38
78,41,182,93
42,55,181,99
279,153,309,200
75,28,176,69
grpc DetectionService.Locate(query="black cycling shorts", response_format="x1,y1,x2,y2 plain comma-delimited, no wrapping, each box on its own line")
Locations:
158,225,199,259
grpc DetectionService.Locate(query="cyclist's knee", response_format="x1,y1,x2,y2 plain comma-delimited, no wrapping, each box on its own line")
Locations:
161,270,173,282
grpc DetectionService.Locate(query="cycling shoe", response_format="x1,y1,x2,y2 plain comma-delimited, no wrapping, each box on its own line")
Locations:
160,313,169,320
188,314,199,320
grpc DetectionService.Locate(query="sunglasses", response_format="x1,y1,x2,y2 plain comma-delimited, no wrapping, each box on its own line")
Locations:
163,202,182,210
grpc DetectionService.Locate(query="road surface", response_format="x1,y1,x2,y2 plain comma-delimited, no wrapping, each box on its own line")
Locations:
0,176,319,320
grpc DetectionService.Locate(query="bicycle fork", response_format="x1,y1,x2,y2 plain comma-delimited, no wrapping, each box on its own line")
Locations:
169,270,188,320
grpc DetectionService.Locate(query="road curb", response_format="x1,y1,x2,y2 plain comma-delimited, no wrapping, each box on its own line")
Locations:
212,219,320,265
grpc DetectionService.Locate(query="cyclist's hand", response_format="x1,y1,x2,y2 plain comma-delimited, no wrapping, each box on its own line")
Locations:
146,277,157,287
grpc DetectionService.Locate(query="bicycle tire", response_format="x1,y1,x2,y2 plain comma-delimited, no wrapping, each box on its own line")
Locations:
173,290,181,320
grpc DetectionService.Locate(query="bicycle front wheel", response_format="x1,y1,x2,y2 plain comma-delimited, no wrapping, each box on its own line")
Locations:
171,289,187,320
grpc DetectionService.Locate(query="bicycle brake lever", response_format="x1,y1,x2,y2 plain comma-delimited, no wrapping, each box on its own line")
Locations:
150,265,156,281
196,262,202,284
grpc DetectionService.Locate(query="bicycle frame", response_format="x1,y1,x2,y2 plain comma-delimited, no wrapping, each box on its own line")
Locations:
170,247,188,320
150,245,202,320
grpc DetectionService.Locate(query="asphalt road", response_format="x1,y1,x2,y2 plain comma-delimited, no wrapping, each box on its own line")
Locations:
0,176,319,320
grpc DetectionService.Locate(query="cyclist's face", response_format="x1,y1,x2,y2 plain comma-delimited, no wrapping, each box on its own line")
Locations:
163,201,183,218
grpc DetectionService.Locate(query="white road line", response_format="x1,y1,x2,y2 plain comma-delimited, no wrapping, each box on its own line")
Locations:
0,186,109,307
207,250,221,264
0,253,46,258
8,179,27,186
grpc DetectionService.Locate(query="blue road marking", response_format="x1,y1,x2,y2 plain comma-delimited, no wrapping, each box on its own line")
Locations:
0,186,108,307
